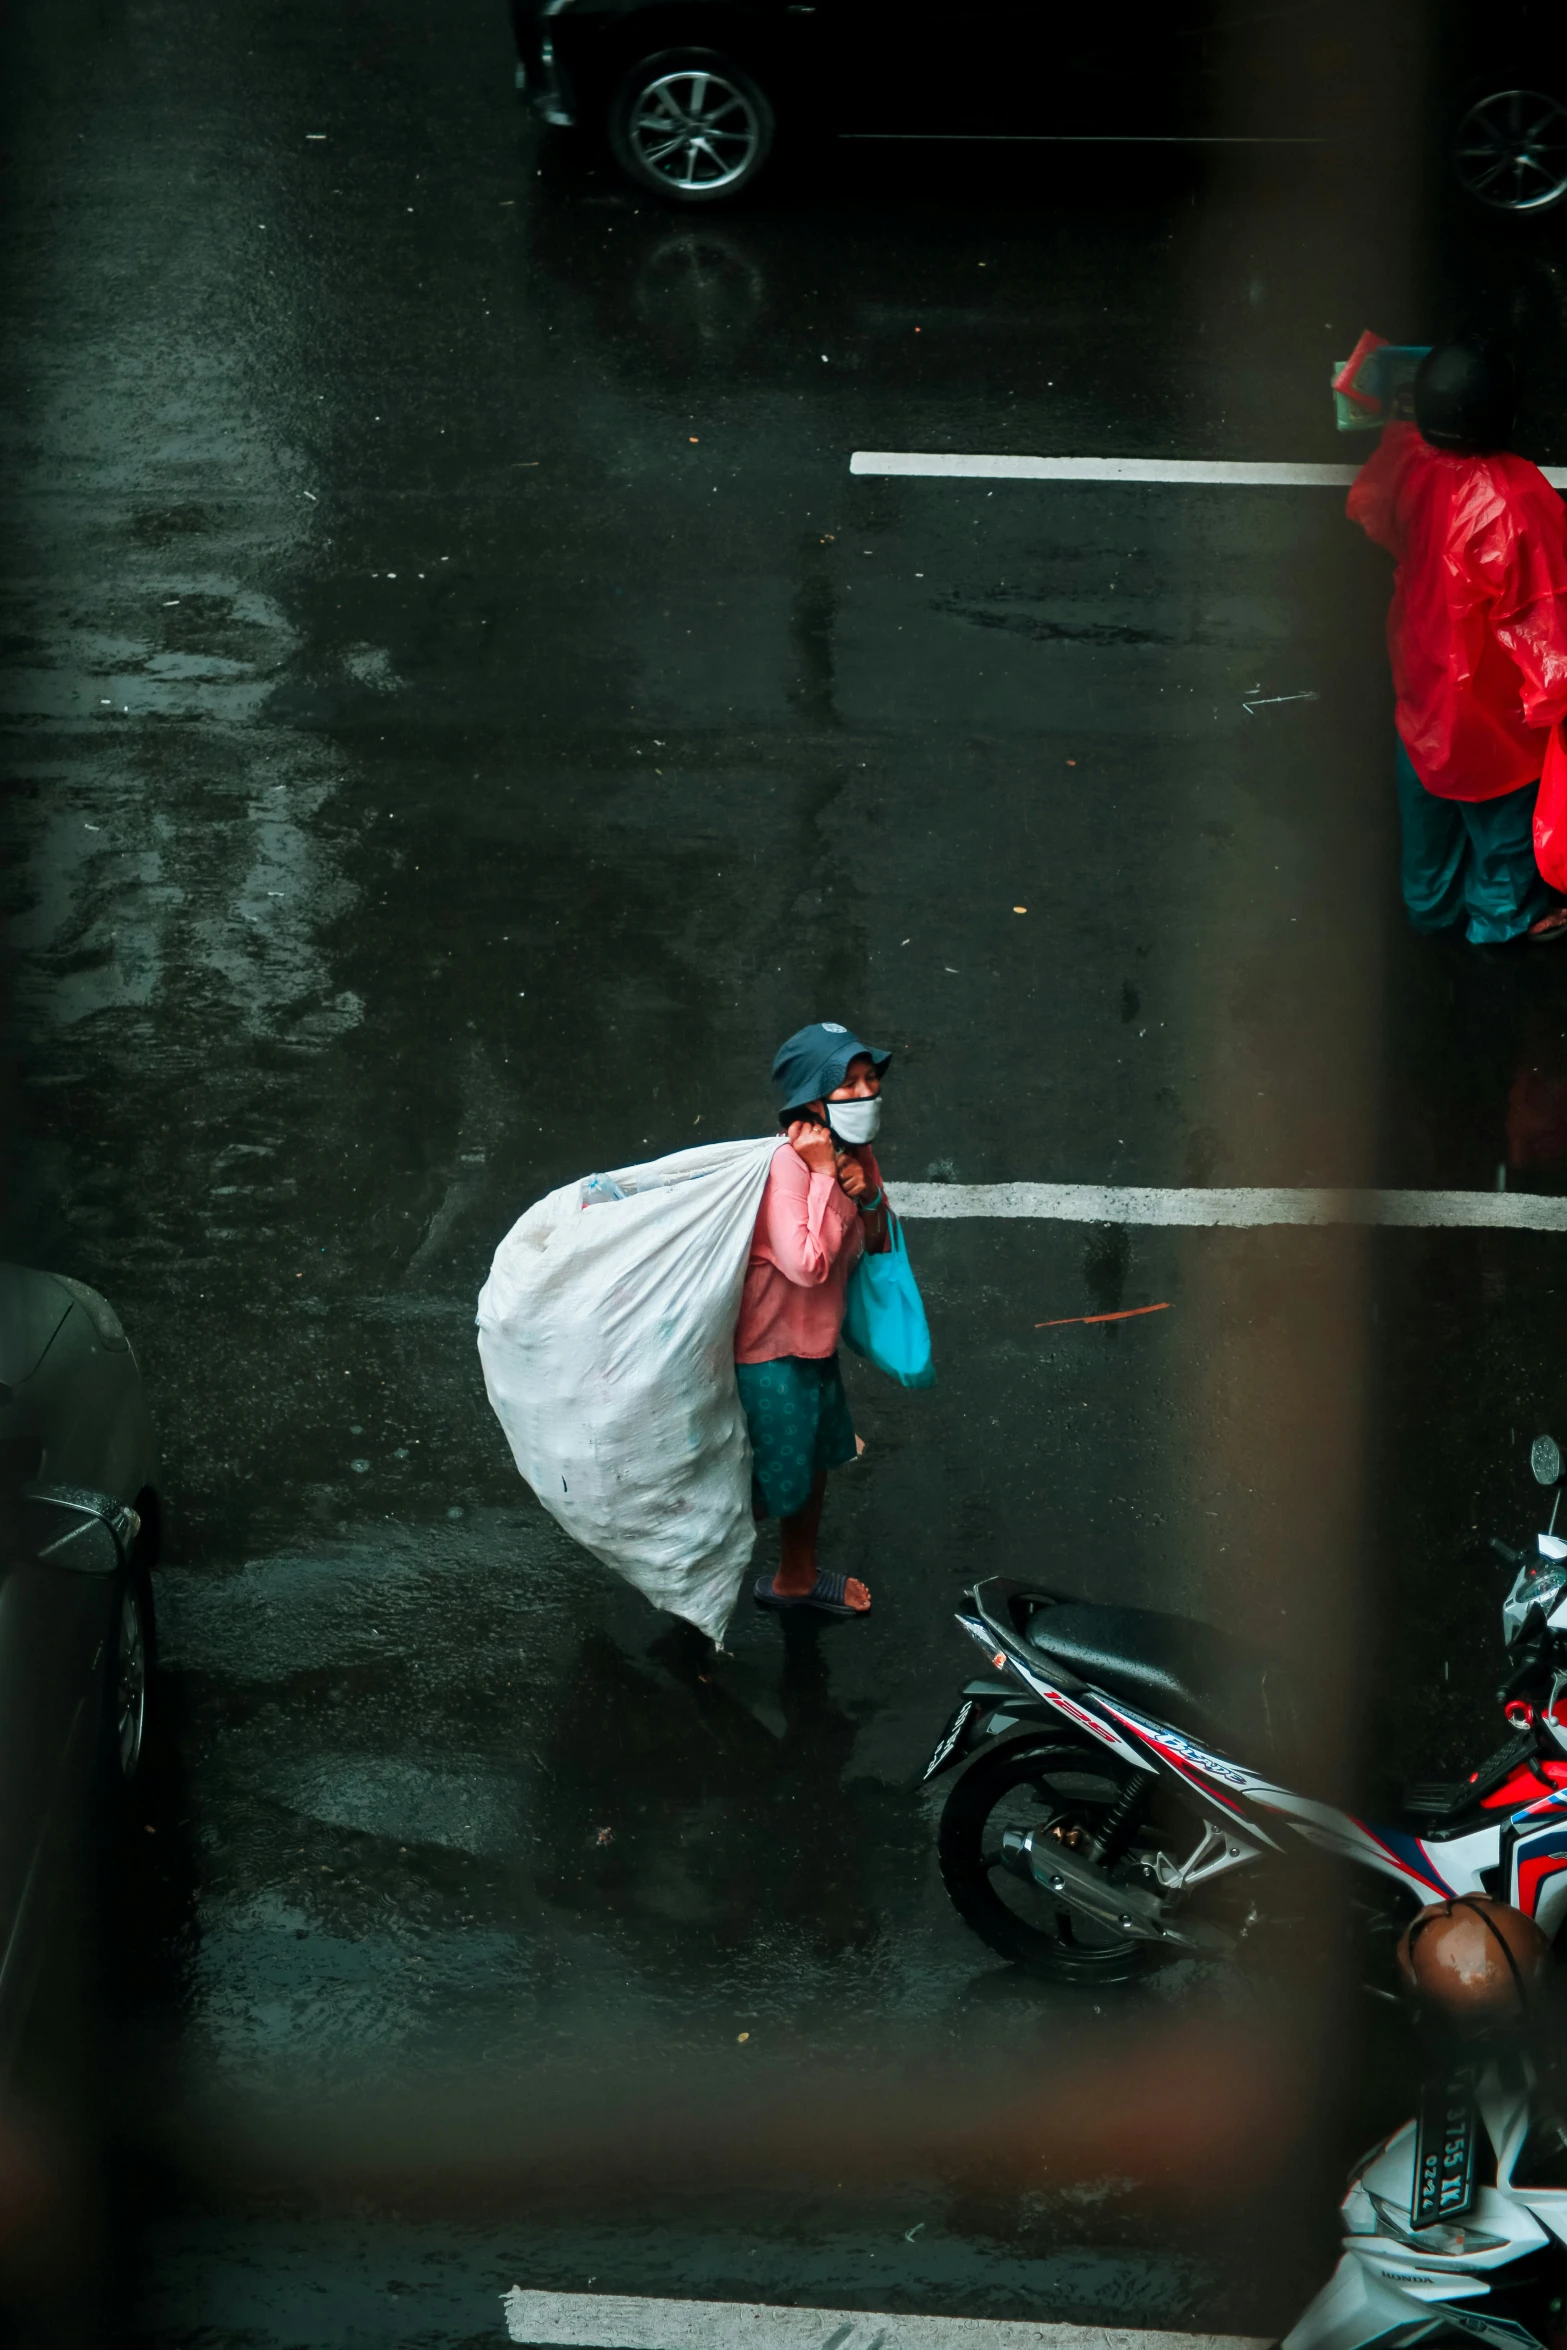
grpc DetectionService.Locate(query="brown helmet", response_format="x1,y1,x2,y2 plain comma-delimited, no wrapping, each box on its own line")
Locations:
1396,1896,1551,2032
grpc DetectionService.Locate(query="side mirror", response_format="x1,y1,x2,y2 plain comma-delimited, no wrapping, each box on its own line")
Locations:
1532,1436,1563,1489
16,1486,138,1575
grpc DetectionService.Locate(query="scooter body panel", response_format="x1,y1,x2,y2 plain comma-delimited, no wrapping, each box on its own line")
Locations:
1287,2073,1562,2350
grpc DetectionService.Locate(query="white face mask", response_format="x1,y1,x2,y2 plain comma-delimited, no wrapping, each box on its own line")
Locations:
827,1094,882,1146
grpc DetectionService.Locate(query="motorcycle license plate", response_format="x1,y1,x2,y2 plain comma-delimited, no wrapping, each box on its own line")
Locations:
921,1696,979,1785
1413,2066,1478,2229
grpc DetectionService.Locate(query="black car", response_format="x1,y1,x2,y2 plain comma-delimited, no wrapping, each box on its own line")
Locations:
0,1265,160,2086
511,0,1567,210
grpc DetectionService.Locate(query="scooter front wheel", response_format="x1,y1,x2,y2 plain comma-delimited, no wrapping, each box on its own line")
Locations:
938,1738,1153,1982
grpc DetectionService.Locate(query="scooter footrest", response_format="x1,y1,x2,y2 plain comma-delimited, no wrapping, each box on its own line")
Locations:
1402,1731,1537,1822
1403,1780,1466,1818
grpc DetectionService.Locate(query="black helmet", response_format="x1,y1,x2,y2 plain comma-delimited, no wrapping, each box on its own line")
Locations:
1415,338,1519,455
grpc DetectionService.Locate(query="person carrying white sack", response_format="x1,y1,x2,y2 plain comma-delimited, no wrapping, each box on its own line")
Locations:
475,1019,918,1645
737,1021,893,1624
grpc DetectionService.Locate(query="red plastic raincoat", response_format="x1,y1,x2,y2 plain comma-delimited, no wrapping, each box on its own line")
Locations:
1347,422,1567,802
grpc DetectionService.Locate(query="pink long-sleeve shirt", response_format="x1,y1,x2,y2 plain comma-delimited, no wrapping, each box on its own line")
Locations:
733,1141,883,1364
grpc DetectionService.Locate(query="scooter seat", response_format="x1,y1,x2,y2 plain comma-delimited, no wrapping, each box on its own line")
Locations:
1022,1598,1299,1773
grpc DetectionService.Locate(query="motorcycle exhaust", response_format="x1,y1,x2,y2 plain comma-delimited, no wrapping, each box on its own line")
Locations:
1000,1827,1234,1957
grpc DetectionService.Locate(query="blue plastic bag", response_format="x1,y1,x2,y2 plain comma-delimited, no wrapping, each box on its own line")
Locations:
841,1216,935,1389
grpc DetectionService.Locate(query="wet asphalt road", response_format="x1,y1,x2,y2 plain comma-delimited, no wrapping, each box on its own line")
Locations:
6,0,1567,2341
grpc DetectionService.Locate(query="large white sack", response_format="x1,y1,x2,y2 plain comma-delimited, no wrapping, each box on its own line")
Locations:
476,1135,779,1642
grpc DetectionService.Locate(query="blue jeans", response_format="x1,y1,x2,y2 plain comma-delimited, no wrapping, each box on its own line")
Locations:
1395,735,1554,945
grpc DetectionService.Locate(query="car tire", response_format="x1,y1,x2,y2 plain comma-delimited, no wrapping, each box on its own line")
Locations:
608,50,775,205
105,1562,156,1792
1450,88,1567,215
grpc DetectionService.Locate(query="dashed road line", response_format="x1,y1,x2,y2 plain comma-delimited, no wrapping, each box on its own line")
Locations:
501,2287,1267,2350
886,1184,1567,1232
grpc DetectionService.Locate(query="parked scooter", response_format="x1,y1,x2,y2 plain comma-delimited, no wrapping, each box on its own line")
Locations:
1286,2052,1567,2350
1285,1899,1565,2350
925,1436,1567,1982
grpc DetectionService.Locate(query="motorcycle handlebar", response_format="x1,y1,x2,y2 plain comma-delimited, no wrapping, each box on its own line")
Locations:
1498,1636,1567,1701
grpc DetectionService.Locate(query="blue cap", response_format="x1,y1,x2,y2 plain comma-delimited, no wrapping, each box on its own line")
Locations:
771,1022,890,1113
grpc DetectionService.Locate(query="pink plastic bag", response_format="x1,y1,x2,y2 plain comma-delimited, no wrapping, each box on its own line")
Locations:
1535,722,1567,895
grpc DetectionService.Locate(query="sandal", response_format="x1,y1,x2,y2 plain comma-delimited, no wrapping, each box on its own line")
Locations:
753,1570,868,1621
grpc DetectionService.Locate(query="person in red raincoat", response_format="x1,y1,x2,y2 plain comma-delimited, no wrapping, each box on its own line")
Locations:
1347,339,1567,945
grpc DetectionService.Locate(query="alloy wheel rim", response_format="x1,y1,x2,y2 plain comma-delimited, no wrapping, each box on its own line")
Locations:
1455,90,1567,213
117,1585,147,1777
630,71,760,194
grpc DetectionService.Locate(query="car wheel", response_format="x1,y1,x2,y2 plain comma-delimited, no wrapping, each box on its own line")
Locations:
1452,89,1567,214
609,50,775,205
109,1565,155,1785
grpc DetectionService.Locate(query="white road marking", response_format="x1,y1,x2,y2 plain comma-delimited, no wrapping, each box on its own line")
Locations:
840,133,1331,144
852,453,1356,485
885,1184,1567,1232
501,2287,1267,2350
849,453,1567,490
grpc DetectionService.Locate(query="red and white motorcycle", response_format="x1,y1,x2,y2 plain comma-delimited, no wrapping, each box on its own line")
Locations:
926,1436,1567,1982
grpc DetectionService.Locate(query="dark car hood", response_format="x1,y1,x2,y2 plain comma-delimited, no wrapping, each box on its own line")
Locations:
0,1265,74,1389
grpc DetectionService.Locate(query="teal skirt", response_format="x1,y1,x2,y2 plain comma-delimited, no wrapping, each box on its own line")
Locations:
734,1352,857,1520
